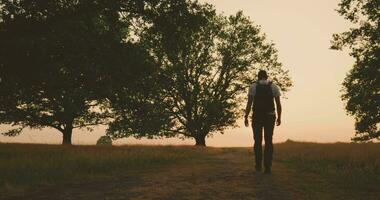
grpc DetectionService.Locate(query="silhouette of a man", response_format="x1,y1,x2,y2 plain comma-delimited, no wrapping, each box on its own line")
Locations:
245,70,282,174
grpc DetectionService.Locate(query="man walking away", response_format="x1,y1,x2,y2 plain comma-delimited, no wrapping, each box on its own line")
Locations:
244,70,282,174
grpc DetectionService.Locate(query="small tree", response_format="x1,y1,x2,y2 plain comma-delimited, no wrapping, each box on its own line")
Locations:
96,135,113,146
108,0,292,146
331,0,379,141
0,0,152,144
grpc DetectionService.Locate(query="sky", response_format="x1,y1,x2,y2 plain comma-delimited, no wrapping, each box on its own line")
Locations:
0,0,356,146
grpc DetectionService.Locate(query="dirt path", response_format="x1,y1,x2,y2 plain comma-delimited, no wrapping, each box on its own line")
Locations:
7,148,320,200
127,148,299,200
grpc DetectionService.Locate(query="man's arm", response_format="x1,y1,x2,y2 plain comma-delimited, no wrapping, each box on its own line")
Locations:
244,95,253,127
274,96,282,126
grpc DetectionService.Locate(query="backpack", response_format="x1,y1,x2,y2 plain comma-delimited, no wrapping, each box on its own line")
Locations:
253,81,275,115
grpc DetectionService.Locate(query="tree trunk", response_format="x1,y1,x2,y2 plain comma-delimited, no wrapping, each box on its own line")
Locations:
62,127,73,145
195,136,206,146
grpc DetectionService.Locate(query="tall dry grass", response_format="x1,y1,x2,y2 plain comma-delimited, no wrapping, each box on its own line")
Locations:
0,143,209,194
1,141,379,198
275,141,380,191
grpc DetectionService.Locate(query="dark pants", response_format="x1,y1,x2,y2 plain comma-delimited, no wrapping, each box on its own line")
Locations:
252,114,276,169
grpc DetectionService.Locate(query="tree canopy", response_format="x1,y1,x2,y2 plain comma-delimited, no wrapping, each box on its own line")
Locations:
331,0,379,141
0,0,292,146
107,0,292,146
0,0,153,144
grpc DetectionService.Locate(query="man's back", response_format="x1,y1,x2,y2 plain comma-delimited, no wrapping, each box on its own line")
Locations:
253,81,275,115
248,80,281,113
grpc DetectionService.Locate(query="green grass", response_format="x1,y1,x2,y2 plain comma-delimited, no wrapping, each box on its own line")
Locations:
0,143,210,195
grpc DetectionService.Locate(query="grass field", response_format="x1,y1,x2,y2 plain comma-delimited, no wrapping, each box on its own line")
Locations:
0,141,379,200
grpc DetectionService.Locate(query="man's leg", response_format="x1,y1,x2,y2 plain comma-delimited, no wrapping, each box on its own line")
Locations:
263,115,276,173
252,118,263,171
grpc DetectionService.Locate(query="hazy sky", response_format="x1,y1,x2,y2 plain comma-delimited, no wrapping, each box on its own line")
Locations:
0,0,356,146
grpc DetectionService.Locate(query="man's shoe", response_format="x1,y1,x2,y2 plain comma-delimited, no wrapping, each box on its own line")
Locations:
264,167,271,174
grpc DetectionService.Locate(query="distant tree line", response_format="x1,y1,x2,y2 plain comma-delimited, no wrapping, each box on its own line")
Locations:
0,0,292,146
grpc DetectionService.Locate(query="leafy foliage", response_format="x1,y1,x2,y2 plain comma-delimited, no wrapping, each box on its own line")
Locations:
0,0,152,144
331,0,379,141
96,135,113,145
0,0,292,146
107,0,292,145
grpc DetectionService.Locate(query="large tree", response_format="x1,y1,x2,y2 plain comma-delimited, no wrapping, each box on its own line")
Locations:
331,0,379,141
0,0,152,144
108,0,292,146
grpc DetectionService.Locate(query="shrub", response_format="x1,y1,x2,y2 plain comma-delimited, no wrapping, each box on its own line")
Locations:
96,136,112,146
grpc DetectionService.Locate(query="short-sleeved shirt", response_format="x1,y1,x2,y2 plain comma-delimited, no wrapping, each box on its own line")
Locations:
248,80,281,100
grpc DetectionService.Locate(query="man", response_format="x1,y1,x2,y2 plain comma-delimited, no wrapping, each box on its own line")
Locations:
245,70,282,174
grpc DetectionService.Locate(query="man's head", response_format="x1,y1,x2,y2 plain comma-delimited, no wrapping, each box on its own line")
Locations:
258,70,268,80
